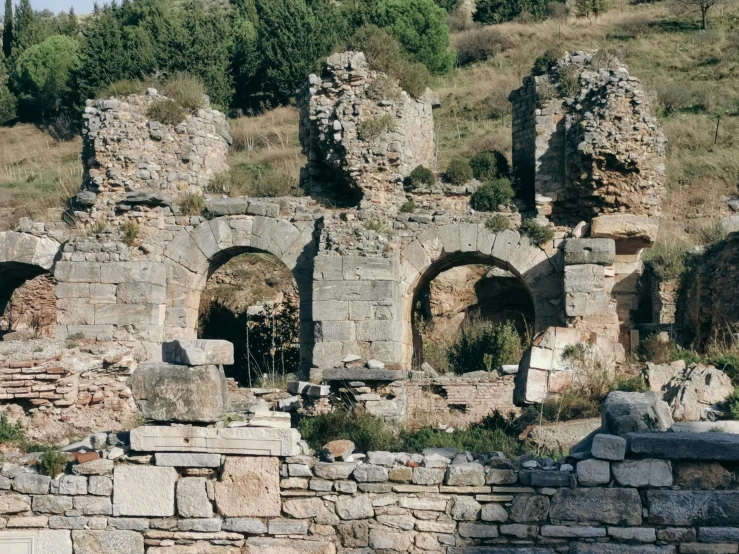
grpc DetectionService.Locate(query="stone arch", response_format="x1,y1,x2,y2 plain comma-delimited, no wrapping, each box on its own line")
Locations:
0,232,62,336
163,215,317,369
398,223,564,368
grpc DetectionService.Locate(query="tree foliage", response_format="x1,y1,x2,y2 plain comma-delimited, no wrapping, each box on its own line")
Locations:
0,48,16,124
370,0,454,74
12,34,80,119
474,0,553,23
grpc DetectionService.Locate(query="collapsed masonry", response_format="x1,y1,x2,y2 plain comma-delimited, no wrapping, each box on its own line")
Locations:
0,50,670,435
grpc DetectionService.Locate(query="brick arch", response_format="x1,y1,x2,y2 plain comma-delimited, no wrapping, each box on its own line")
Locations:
398,223,563,367
0,231,61,319
162,215,317,367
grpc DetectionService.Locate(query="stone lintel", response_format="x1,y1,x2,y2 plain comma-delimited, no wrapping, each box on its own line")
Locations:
130,426,301,457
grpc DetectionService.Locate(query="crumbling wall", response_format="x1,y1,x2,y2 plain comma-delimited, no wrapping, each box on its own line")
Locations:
0,273,56,337
511,51,666,227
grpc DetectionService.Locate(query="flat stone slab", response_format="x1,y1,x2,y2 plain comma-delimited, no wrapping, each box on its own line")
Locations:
162,339,234,366
154,453,222,467
647,490,739,525
672,421,739,433
130,426,301,456
0,530,72,554
321,368,410,382
627,432,739,460
113,466,177,517
448,549,555,554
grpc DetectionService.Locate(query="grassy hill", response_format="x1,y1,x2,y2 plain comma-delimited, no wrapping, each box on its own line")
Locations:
3,2,738,249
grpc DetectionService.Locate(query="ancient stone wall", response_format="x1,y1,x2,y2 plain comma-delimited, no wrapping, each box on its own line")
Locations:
0,274,56,338
2,429,739,554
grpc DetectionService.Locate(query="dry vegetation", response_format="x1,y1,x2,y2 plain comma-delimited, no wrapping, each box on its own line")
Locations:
0,124,81,231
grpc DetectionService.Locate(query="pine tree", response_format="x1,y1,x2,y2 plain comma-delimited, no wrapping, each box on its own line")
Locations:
0,46,16,124
2,0,12,60
10,0,40,65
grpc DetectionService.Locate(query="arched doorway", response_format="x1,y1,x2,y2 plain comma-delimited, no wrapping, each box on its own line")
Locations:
0,232,61,339
399,223,563,368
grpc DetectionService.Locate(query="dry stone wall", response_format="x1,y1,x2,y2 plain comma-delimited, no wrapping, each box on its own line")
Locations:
2,430,739,554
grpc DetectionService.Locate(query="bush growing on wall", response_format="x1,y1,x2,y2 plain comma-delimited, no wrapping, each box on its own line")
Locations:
470,178,515,211
446,316,524,375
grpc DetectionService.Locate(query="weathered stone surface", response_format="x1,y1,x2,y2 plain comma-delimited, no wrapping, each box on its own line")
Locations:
590,215,659,249
676,462,732,490
627,432,739,460
74,496,112,516
448,549,554,554
510,494,549,523
550,488,642,525
608,527,657,542
698,528,739,543
129,363,228,423
177,477,213,518
58,475,88,495
519,470,572,487
73,459,113,476
369,528,414,551
313,462,356,480
245,537,336,554
148,546,241,554
647,491,739,525
669,365,734,422
88,476,113,497
591,434,626,461
570,546,674,554
577,459,610,486
541,525,606,538
113,466,177,517
162,339,234,366
155,453,222,468
214,457,280,517
268,519,309,535
412,467,444,485
445,463,484,486
32,495,73,514
645,360,686,394
612,459,672,487
0,530,73,554
222,518,268,533
71,530,144,554
486,469,517,485
13,474,50,495
450,496,481,521
352,465,388,483
602,392,673,435
458,523,499,538
130,426,301,456
321,369,410,382
563,239,615,265
336,496,374,520
481,503,508,522
322,440,355,462
399,497,447,511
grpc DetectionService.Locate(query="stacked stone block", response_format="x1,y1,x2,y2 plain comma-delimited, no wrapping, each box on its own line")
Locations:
4,431,739,553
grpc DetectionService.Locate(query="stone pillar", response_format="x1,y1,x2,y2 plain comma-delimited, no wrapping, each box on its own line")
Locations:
311,253,402,368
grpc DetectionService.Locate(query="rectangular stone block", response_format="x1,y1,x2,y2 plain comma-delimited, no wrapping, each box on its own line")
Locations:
71,530,144,554
94,303,163,326
312,301,349,321
342,256,395,281
648,491,739,526
564,238,616,265
549,488,642,525
356,320,399,342
113,466,177,517
129,426,301,456
627,432,739,460
154,453,222,468
313,256,343,281
314,321,355,342
99,261,167,286
215,457,281,517
313,280,395,302
564,264,605,294
0,530,72,554
161,339,234,366
570,546,674,554
54,262,101,283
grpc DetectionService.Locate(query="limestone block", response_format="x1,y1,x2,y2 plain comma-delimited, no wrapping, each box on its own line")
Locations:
314,321,356,342
129,363,228,423
577,459,611,486
591,214,659,252
676,462,732,490
458,523,499,538
268,519,309,535
314,256,344,281
245,537,336,554
177,477,213,518
58,476,88,495
164,230,209,274
113,466,177,517
0,530,72,554
401,240,431,272
312,301,349,321
570,546,673,554
88,477,113,497
12,474,50,495
209,217,234,250
451,496,481,521
645,360,686,394
541,525,606,538
369,528,414,551
54,261,101,283
336,496,374,520
602,392,673,435
481,503,508,522
190,222,220,259
155,453,222,468
99,262,166,285
116,283,166,304
549,488,642,525
565,291,611,317
223,518,268,533
342,256,395,281
353,465,388,482
214,457,281,517
206,198,250,216
564,238,616,265
71,530,144,554
458,223,478,251
438,225,461,254
32,496,73,514
607,527,657,542
445,463,485,486
161,339,234,366
510,494,549,522
564,264,605,293
612,459,673,487
313,280,395,302
313,462,356,480
412,467,444,485
476,228,497,256
591,434,626,461
648,490,739,526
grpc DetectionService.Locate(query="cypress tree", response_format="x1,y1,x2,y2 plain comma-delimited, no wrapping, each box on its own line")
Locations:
10,0,40,64
2,0,12,60
0,46,16,124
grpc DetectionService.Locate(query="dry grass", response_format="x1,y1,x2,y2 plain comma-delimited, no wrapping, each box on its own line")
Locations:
0,124,81,231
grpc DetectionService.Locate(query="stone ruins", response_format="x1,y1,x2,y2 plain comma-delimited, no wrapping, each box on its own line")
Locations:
2,50,739,554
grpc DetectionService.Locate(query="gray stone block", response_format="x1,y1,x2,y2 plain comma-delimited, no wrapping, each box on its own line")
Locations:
176,477,213,518
448,548,554,554
0,530,73,554
591,434,626,461
564,238,616,265
342,256,395,281
564,264,605,293
321,368,409,382
313,280,395,302
314,321,356,342
113,466,177,517
612,459,673,487
602,392,673,436
13,474,51,495
647,491,739,526
445,463,485,486
627,432,739,460
570,546,674,554
129,363,228,423
154,453,222,467
206,198,249,216
223,518,268,533
71,530,144,554
162,339,234,366
550,488,642,525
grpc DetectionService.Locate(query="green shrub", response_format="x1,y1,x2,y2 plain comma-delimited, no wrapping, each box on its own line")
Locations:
358,113,397,141
37,448,68,477
485,214,510,232
611,375,649,393
400,199,417,213
370,0,455,74
643,241,689,281
366,75,402,101
636,333,704,366
298,408,398,452
148,99,186,126
179,193,205,216
540,390,601,422
471,178,515,211
470,151,509,181
536,80,558,107
447,317,524,375
121,221,140,246
0,414,26,444
474,0,550,24
162,72,207,112
209,163,299,198
445,158,474,185
96,78,151,99
520,218,554,246
406,165,436,189
532,48,563,75
400,424,521,458
558,65,581,97
657,82,697,115
724,388,739,420
453,27,511,66
708,353,739,386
